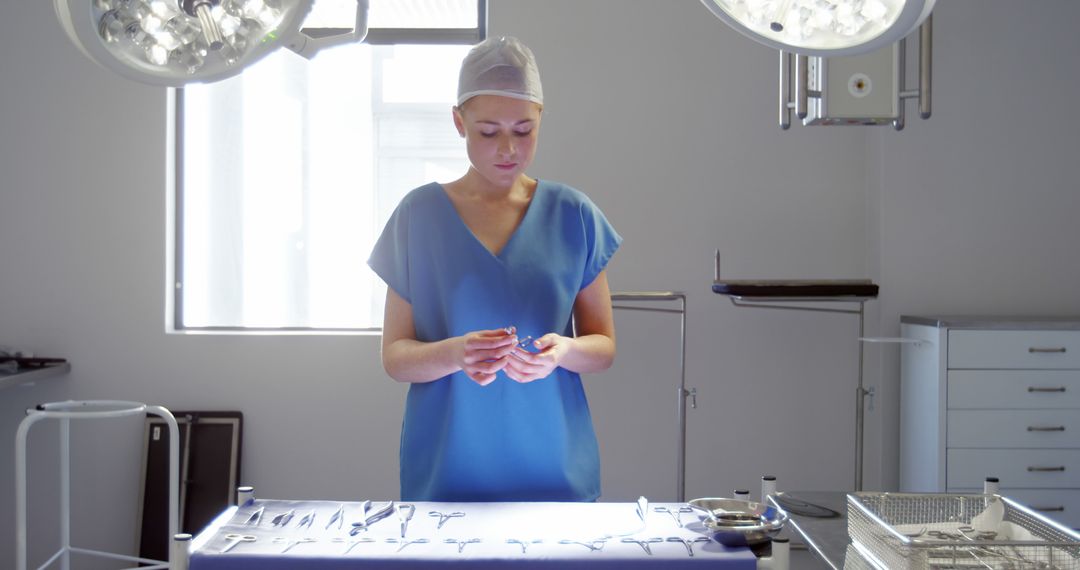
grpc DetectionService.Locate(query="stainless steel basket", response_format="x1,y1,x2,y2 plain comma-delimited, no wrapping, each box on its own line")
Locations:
847,492,1080,569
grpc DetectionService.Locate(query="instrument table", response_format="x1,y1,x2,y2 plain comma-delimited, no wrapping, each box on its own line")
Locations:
188,499,757,569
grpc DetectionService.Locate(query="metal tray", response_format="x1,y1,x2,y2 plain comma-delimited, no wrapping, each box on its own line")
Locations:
847,492,1080,569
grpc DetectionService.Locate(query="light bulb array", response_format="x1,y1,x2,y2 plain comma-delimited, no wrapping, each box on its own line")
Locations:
93,0,286,75
730,0,893,42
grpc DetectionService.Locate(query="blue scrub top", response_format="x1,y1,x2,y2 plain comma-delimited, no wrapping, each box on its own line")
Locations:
368,180,621,502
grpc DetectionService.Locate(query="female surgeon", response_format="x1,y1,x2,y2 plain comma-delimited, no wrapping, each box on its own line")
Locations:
368,36,622,502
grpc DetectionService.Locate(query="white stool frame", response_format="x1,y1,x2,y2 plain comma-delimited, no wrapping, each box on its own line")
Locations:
15,400,179,570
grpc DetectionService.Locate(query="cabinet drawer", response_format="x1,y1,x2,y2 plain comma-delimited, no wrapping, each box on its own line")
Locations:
946,488,1080,529
949,370,1080,409
947,448,1080,488
948,330,1080,369
948,409,1080,448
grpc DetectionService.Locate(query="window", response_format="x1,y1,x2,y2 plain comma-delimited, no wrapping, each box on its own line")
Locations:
175,0,484,331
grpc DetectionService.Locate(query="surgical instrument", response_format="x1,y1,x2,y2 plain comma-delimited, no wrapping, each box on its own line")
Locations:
428,510,466,529
330,537,375,555
507,538,543,554
325,504,345,530
274,536,316,553
622,537,663,555
655,505,694,527
666,536,709,557
220,534,256,553
270,509,295,527
352,501,395,534
244,506,264,526
636,496,649,524
396,503,415,538
558,539,607,552
297,509,316,529
386,537,429,553
444,538,482,554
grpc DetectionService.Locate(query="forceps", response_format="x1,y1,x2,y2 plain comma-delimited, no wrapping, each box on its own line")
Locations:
429,510,466,529
270,509,295,527
274,536,316,553
622,537,663,555
297,509,316,529
655,506,694,527
330,537,375,555
444,538,482,553
220,534,256,553
243,506,264,526
325,504,345,530
507,538,542,554
667,536,709,557
386,537,429,553
396,503,415,538
558,539,607,552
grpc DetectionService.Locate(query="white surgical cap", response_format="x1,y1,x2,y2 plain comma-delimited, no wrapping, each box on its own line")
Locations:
457,36,543,107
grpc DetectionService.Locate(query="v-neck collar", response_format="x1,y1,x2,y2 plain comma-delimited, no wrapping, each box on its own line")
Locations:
437,180,543,261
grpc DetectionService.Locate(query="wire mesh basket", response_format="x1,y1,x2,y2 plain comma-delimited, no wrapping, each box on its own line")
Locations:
847,492,1080,569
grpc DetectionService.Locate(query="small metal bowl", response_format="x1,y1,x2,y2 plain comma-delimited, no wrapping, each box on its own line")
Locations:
689,497,788,547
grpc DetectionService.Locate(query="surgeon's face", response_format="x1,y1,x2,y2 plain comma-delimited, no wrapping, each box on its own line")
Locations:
454,95,542,189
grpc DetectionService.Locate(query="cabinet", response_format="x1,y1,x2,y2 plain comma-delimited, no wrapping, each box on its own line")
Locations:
900,316,1080,529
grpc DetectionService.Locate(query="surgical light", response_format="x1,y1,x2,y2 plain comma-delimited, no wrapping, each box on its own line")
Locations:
700,0,935,57
54,0,370,86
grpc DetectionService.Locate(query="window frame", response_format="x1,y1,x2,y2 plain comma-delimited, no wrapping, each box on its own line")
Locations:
171,1,486,333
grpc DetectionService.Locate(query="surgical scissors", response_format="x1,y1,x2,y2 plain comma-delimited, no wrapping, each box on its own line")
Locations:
444,538,482,553
667,536,709,557
274,536,316,553
352,501,395,535
507,538,543,554
655,505,694,527
622,537,663,555
558,539,607,552
220,533,256,553
386,537,429,553
330,536,375,555
428,510,466,529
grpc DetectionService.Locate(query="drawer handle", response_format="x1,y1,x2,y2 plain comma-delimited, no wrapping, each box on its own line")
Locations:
1028,386,1067,393
1029,347,1067,354
1031,505,1066,512
1027,426,1066,432
1027,466,1066,472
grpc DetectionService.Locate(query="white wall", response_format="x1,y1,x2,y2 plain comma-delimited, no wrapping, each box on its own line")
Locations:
2,0,1079,564
870,3,1080,490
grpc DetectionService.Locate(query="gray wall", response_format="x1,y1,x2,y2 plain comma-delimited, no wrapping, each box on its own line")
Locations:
2,0,1078,564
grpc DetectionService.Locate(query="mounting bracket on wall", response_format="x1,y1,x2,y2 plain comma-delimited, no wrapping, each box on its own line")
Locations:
779,15,932,130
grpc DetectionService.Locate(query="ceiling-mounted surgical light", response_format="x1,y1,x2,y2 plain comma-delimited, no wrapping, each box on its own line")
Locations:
54,0,369,86
700,0,935,57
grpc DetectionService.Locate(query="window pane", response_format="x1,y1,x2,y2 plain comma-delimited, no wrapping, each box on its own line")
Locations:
306,0,479,29
180,42,471,329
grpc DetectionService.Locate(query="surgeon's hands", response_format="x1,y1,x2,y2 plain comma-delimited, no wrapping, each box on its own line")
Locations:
457,327,519,386
504,333,569,383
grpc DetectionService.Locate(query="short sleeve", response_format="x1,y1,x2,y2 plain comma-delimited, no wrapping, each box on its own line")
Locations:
579,197,622,290
368,200,412,303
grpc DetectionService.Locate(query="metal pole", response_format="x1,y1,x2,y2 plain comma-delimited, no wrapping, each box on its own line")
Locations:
677,295,688,502
919,14,933,119
611,292,688,502
855,304,866,491
61,417,71,570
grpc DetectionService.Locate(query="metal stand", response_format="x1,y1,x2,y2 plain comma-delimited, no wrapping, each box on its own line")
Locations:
611,291,690,502
712,253,878,491
16,400,180,570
